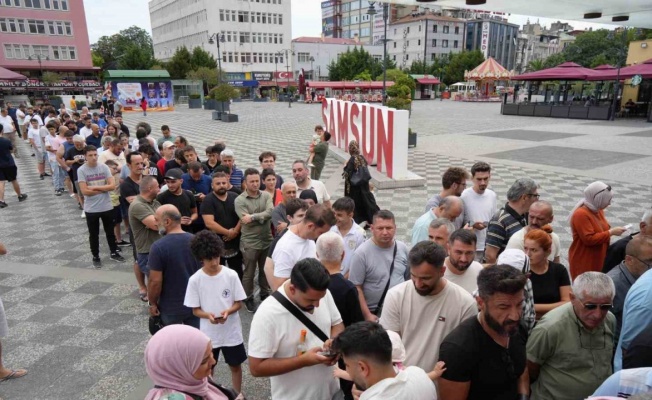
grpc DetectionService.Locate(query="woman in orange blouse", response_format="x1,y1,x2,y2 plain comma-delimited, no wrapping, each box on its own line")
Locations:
568,181,627,280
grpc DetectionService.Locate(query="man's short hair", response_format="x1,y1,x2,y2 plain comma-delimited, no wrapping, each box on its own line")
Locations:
211,171,228,180
442,167,470,189
161,124,169,131
477,264,527,300
101,135,113,145
84,145,97,155
429,218,455,233
303,204,337,227
126,151,142,165
45,122,57,130
449,229,477,246
188,161,202,172
174,148,187,162
332,197,355,214
213,165,230,175
136,122,152,135
205,145,218,155
136,127,148,140
290,258,330,292
314,125,324,131
323,131,332,141
259,151,277,162
316,231,345,263
625,235,652,259
244,168,259,179
110,138,121,147
507,178,539,202
572,271,615,301
292,159,307,169
83,115,91,121
63,130,74,138
190,230,225,261
220,149,234,158
372,210,395,224
471,161,491,176
139,143,155,156
213,142,226,154
331,321,392,365
261,168,276,181
409,241,446,269
183,145,196,155
286,198,308,218
105,159,118,168
139,175,158,192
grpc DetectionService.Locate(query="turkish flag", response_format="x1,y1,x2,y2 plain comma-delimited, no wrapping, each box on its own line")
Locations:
275,71,293,79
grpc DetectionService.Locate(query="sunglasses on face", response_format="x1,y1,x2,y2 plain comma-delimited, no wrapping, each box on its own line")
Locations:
581,302,612,311
595,185,612,196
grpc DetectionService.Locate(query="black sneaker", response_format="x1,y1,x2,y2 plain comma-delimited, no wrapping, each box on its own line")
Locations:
39,174,45,180
0,201,7,208
110,253,126,263
55,189,63,196
244,297,257,313
116,240,131,247
17,194,27,202
115,247,122,253
43,172,51,177
92,257,102,268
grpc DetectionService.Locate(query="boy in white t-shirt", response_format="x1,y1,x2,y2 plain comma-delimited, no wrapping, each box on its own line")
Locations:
27,118,49,179
185,230,247,398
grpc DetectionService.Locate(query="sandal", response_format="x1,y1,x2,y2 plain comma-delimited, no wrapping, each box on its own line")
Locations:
139,291,148,302
0,369,28,383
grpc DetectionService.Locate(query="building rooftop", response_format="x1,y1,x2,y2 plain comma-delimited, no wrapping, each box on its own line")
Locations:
390,13,464,25
292,36,364,45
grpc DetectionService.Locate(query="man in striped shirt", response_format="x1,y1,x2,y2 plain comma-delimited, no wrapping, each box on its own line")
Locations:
484,178,539,264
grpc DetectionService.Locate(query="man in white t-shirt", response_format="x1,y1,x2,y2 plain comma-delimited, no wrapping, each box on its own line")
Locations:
79,116,93,138
505,200,561,263
461,161,497,262
443,229,485,294
330,197,366,276
292,160,331,208
269,204,336,290
16,104,26,139
380,241,477,372
332,321,437,400
248,258,344,400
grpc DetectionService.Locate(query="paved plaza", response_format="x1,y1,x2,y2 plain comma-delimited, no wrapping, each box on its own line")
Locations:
0,100,651,399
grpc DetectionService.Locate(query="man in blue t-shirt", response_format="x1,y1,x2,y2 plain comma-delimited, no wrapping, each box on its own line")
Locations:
147,204,202,328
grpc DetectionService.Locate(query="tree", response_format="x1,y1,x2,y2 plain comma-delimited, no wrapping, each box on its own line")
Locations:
562,29,626,67
543,53,566,69
190,47,217,70
92,26,154,69
41,71,61,85
328,46,384,81
443,50,484,86
119,44,154,70
166,46,193,79
187,66,222,93
91,50,104,68
526,59,546,72
407,60,428,74
353,71,372,81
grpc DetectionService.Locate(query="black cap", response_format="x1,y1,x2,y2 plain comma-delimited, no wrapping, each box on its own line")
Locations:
165,168,183,180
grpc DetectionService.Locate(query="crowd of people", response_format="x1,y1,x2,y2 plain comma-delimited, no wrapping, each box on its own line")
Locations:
0,101,652,400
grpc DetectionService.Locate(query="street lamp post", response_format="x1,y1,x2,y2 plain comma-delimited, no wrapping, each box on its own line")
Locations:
310,56,315,80
368,2,389,105
208,33,225,83
27,53,49,79
276,49,294,107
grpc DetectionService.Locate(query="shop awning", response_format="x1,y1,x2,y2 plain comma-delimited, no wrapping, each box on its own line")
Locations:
306,81,394,89
258,80,295,87
512,62,597,81
0,66,27,81
417,77,441,85
587,58,652,80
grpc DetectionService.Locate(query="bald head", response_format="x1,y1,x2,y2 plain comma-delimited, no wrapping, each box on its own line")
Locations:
437,196,463,222
156,204,182,234
281,181,298,202
528,200,554,229
625,235,652,278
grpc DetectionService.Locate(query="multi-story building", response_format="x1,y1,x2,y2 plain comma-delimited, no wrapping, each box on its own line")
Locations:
149,0,292,80
291,36,383,81
465,18,519,71
387,12,465,70
0,0,98,92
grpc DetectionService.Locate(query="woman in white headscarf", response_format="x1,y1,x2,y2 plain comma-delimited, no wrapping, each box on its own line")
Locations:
568,181,627,280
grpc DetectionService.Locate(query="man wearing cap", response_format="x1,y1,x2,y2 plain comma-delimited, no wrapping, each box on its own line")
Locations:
157,168,198,233
497,249,537,336
157,141,176,175
64,134,87,216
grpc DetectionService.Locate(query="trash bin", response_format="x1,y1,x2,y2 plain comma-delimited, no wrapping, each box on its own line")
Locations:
442,91,451,100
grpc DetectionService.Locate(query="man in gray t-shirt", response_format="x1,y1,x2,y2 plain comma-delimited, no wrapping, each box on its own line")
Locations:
349,211,409,321
77,146,124,267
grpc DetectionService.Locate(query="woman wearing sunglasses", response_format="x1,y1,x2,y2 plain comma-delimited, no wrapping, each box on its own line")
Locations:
568,181,628,280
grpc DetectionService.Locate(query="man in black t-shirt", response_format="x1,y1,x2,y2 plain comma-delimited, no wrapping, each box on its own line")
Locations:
201,172,242,280
213,165,242,195
438,264,529,400
157,168,197,233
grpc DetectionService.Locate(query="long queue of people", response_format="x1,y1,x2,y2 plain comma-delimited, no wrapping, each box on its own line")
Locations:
1,102,651,400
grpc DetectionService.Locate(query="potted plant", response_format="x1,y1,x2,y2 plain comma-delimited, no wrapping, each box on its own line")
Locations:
209,86,231,117
212,84,240,123
76,100,87,111
408,128,417,148
48,95,63,109
188,93,202,109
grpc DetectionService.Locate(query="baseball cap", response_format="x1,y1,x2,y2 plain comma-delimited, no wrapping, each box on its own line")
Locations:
72,134,85,143
162,141,175,149
165,168,183,180
497,249,531,274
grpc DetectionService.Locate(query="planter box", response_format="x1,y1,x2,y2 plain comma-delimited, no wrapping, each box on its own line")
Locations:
518,105,535,116
587,107,610,120
569,106,589,119
408,133,417,148
550,106,570,118
533,105,552,117
188,98,202,109
215,101,230,112
204,99,216,110
212,111,222,120
221,113,239,123
502,104,519,115
253,98,269,102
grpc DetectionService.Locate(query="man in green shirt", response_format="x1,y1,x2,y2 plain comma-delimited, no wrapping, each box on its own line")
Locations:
156,125,176,147
234,168,274,313
310,130,331,180
128,175,161,278
527,271,616,400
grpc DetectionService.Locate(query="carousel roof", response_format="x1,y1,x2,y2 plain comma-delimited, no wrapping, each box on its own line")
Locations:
464,57,512,81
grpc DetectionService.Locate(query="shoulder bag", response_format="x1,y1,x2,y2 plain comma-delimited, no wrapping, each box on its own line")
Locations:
374,243,398,317
349,165,371,187
272,291,329,342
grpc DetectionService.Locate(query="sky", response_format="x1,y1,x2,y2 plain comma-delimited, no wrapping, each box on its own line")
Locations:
83,0,612,44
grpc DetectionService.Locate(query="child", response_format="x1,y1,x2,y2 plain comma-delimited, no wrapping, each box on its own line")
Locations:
185,231,247,399
334,330,446,382
27,118,49,179
307,125,324,168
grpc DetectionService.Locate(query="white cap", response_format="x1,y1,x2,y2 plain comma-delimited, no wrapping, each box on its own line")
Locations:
497,249,531,274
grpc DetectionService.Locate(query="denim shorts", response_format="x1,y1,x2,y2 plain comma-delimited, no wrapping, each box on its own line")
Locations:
137,253,150,275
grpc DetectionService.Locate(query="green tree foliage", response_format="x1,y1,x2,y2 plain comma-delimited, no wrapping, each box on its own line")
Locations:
166,46,193,79
328,47,386,81
384,69,413,111
210,84,240,102
41,71,61,85
190,47,218,70
443,50,484,86
562,29,629,67
353,71,373,81
542,53,566,69
526,59,546,72
407,60,429,74
91,51,104,68
92,26,154,69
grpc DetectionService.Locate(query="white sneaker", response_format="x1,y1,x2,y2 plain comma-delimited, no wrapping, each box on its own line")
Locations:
81,211,86,219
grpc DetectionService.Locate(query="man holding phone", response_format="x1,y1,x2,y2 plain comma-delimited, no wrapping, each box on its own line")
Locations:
156,168,198,233
461,162,497,262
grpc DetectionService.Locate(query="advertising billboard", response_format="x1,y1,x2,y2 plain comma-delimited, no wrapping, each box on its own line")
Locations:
110,81,174,111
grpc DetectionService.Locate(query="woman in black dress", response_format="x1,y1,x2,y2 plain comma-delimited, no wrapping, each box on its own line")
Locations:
343,140,379,226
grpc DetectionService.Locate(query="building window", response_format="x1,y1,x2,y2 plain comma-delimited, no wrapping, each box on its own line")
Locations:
431,54,436,61
405,54,409,60
442,40,448,48
219,10,224,21
52,45,60,59
27,19,46,34
433,25,437,33
443,25,449,34
239,32,250,43
393,55,396,61
238,11,248,23
454,40,458,48
279,14,282,25
419,24,421,32
4,44,14,59
297,52,311,62
407,26,410,33
32,44,49,57
393,42,396,48
418,39,421,46
455,26,460,34
432,39,437,47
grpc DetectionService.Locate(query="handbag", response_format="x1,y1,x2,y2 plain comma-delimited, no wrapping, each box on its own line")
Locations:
148,315,165,336
349,165,371,187
374,243,398,317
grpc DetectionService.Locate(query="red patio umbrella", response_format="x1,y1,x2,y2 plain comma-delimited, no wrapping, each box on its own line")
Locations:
587,58,652,81
593,64,616,71
512,62,597,81
0,66,27,81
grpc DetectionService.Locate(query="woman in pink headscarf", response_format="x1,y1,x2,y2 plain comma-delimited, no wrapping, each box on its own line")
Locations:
144,325,228,400
568,181,627,280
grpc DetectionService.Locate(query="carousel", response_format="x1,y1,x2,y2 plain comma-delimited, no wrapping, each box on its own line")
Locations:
461,57,513,102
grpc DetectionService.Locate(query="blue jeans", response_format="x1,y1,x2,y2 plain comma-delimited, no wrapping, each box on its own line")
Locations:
160,312,199,329
50,162,65,190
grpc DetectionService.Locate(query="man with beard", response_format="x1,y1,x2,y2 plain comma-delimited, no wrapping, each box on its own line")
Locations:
527,272,616,400
443,229,484,294
201,172,242,280
292,160,331,208
506,201,561,263
156,168,198,233
379,241,476,372
461,162,497,262
438,264,529,400
428,218,455,250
